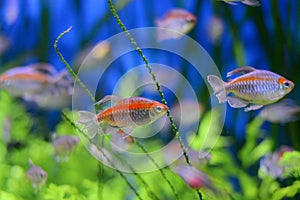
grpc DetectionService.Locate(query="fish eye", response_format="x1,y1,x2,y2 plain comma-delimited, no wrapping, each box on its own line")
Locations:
156,106,163,113
283,81,290,88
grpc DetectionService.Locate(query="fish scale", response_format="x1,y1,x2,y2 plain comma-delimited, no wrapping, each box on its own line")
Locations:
227,71,284,101
78,96,168,138
207,66,294,112
98,99,154,126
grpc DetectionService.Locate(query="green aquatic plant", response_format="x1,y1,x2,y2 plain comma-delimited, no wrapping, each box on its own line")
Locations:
54,27,177,199
107,0,204,199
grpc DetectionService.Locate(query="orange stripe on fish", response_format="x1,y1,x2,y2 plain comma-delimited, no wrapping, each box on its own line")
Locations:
78,96,168,138
230,76,272,84
207,66,294,112
7,73,52,82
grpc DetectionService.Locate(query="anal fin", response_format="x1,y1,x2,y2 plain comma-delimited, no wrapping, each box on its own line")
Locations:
244,104,263,112
227,96,248,108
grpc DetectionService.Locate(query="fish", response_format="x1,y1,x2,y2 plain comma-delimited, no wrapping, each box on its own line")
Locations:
258,99,300,124
75,40,111,71
219,0,260,7
0,35,11,55
89,143,113,164
4,0,19,25
52,134,80,162
207,66,294,112
155,8,197,41
164,141,211,166
77,95,168,139
23,70,73,109
206,16,224,44
0,63,67,97
172,165,216,192
2,117,12,143
259,146,293,178
26,159,47,192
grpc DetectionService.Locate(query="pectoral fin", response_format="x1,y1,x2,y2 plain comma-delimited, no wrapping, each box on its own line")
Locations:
226,66,256,78
227,96,248,108
244,104,263,112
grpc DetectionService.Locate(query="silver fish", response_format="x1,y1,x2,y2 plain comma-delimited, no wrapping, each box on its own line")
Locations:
23,70,73,110
258,99,300,124
26,160,47,192
52,134,80,162
207,66,294,112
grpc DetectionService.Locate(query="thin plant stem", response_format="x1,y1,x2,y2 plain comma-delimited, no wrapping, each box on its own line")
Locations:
55,28,159,200
132,139,179,199
64,109,160,199
111,144,161,200
107,0,190,166
61,111,143,200
107,0,204,199
54,26,96,103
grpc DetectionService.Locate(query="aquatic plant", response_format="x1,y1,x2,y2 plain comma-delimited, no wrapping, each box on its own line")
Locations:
0,0,300,200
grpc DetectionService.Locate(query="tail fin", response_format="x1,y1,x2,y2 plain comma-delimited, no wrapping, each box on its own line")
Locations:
77,111,100,139
207,75,227,103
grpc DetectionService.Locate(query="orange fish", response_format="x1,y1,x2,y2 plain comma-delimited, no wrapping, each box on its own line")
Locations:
0,63,64,97
207,66,294,112
52,134,80,162
155,8,197,41
78,95,168,138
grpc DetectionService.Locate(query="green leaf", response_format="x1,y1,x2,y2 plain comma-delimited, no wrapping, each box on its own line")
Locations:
239,117,270,168
41,183,86,200
272,180,300,200
0,190,24,200
279,151,300,178
190,108,223,150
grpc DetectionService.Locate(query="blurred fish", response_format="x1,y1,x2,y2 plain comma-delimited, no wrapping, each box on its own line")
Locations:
206,16,224,44
0,35,11,55
89,143,113,163
258,99,300,124
52,134,80,162
75,41,111,71
219,0,260,6
164,141,211,166
78,95,168,139
23,70,73,109
155,8,197,41
171,100,204,126
172,165,215,191
207,66,294,112
2,117,12,143
26,159,47,192
259,146,293,178
0,63,66,97
4,0,19,25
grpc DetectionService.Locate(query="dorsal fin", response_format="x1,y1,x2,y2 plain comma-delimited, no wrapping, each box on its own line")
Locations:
27,63,57,76
226,66,256,78
94,95,125,108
